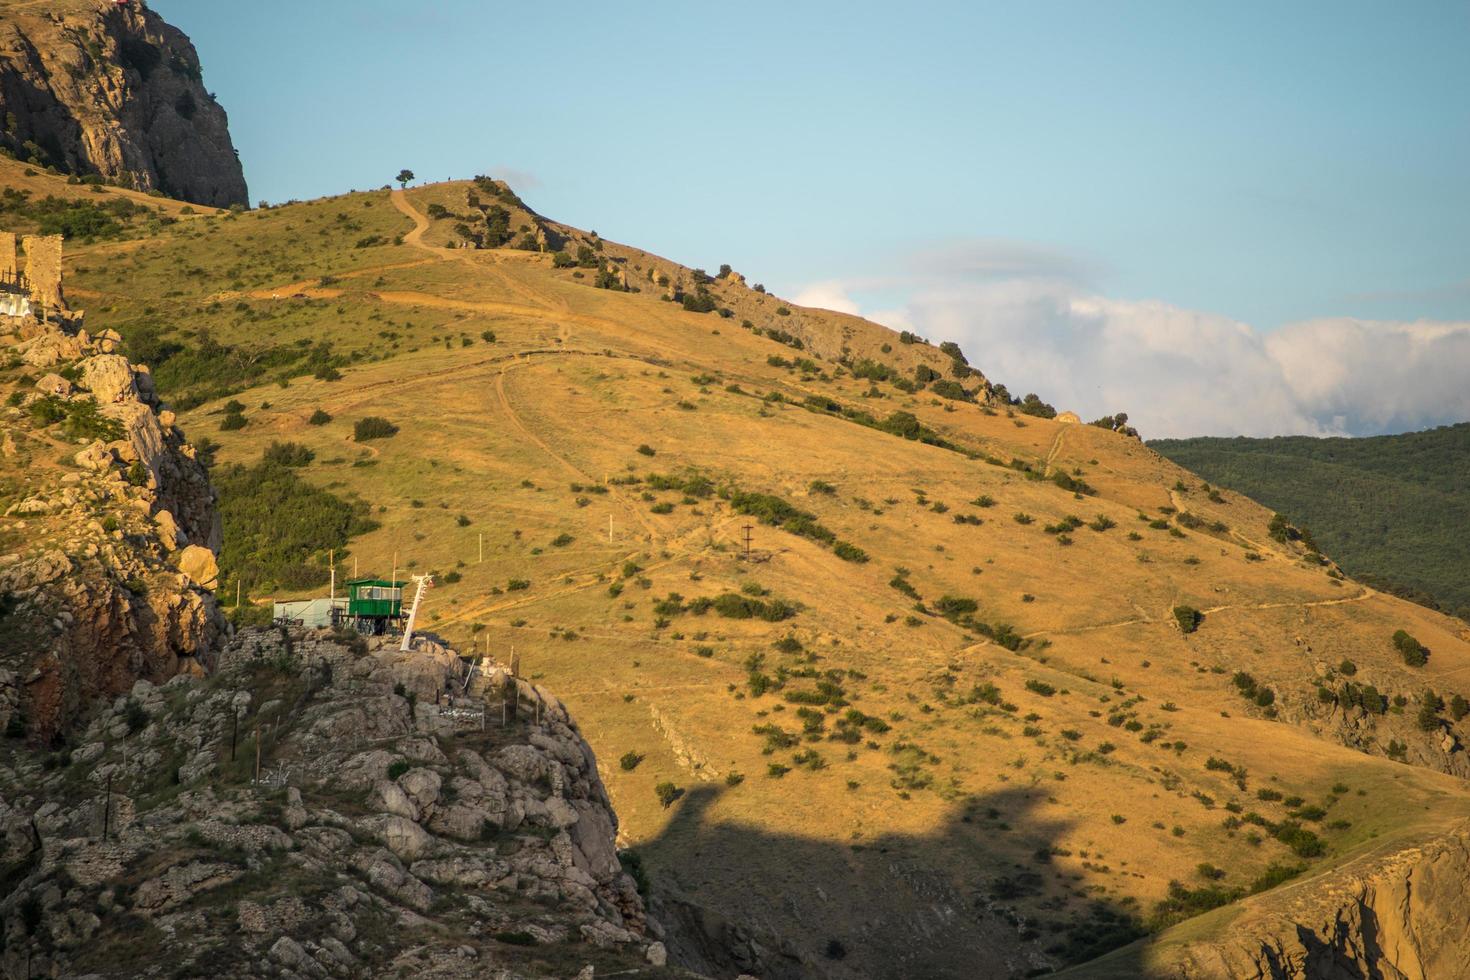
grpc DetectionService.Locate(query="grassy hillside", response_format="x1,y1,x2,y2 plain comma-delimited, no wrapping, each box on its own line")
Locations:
38,173,1470,978
1150,425,1470,620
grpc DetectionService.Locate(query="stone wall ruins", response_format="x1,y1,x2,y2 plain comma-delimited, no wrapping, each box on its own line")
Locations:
23,234,63,311
0,231,16,285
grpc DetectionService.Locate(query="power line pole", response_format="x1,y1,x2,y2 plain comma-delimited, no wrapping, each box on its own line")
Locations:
742,523,754,560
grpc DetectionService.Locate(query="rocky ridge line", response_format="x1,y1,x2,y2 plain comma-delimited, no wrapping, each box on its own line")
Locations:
0,0,248,207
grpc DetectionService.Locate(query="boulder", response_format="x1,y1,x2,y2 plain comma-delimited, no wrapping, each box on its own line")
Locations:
34,373,71,397
377,815,434,862
153,510,184,551
369,780,418,821
176,545,219,590
74,441,114,472
397,767,442,817
79,354,138,404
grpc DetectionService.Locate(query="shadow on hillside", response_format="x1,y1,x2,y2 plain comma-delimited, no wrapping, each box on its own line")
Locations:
637,782,1156,980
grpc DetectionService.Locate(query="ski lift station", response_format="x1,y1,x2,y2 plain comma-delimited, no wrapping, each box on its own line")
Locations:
273,577,406,633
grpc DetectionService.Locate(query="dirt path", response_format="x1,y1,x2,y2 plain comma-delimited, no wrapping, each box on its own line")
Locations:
493,362,662,540
1199,589,1376,617
390,188,569,322
390,189,432,249
1020,587,1377,643
1043,427,1065,477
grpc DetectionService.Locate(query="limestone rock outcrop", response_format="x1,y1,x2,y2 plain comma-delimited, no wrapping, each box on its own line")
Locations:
0,1,248,207
1144,820,1470,979
1,320,224,741
0,629,668,978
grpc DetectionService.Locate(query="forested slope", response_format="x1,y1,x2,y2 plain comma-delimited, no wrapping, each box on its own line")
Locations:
1150,424,1470,619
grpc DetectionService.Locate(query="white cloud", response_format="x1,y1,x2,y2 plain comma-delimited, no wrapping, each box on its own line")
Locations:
793,258,1470,439
488,166,542,191
791,280,863,316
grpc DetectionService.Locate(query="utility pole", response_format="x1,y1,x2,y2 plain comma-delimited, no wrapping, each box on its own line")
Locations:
478,532,483,563
608,513,613,543
236,580,241,608
742,524,754,560
329,549,336,602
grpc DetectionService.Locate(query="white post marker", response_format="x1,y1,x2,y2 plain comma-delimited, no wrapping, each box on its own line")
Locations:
399,574,435,652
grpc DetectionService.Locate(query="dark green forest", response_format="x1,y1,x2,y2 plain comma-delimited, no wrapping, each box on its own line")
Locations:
1151,423,1470,620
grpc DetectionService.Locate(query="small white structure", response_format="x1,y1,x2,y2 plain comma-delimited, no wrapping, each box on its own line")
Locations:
273,597,348,629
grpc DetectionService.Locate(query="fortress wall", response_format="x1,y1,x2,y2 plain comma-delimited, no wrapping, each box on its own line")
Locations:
22,234,63,309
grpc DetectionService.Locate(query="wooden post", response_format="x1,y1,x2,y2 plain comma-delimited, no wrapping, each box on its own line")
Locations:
236,580,242,608
478,532,483,563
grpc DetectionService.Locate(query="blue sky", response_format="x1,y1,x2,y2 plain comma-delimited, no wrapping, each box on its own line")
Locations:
155,0,1470,436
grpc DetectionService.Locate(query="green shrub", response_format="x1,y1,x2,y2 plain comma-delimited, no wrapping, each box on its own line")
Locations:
354,416,399,441
655,782,683,808
1393,629,1428,667
307,409,332,425
1173,605,1202,634
215,452,378,595
1417,690,1444,731
262,441,314,467
619,751,643,771
387,760,410,780
123,699,149,734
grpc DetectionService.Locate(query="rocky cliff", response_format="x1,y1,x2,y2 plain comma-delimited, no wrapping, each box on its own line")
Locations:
0,0,247,207
1,314,225,742
0,627,674,978
1103,821,1470,979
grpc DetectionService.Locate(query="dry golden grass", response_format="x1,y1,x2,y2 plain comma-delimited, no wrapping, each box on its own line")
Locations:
53,177,1470,976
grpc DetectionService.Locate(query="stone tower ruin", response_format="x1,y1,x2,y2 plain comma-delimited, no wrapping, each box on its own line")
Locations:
0,230,68,324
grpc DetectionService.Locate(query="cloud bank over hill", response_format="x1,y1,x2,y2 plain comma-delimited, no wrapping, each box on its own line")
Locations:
792,243,1470,440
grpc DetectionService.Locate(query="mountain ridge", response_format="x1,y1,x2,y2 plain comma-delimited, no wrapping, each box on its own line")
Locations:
0,0,247,206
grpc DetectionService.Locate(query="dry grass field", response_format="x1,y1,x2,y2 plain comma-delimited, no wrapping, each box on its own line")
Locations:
50,175,1470,977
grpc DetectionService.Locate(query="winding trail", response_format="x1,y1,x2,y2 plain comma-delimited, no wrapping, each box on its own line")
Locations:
1042,427,1065,477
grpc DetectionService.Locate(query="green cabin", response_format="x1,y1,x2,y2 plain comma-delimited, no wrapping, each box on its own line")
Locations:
345,578,406,619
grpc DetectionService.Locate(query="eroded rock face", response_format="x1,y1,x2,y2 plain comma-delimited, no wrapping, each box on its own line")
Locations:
0,629,664,978
1145,821,1470,979
1,322,224,741
0,2,248,207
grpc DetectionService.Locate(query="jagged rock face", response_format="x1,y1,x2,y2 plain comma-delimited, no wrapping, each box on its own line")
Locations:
1,320,224,741
1151,822,1470,979
0,629,667,978
0,1,248,207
